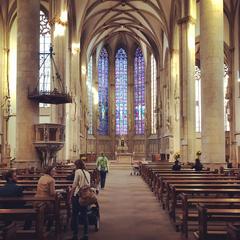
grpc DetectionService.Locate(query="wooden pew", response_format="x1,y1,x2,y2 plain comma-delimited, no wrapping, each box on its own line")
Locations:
227,223,240,240
194,204,240,240
180,194,240,237
0,203,46,240
1,222,16,240
169,187,240,222
150,169,215,191
0,195,61,235
157,177,239,202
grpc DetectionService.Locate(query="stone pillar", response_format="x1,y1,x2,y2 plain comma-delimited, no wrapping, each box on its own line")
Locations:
170,49,180,161
16,0,39,166
178,0,196,162
200,0,225,163
128,50,134,153
108,51,116,157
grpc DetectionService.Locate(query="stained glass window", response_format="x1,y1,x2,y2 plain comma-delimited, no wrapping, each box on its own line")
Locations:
39,11,51,107
115,48,128,135
151,54,157,134
87,56,93,135
195,65,201,132
98,48,109,135
39,10,51,92
134,47,145,135
224,64,230,131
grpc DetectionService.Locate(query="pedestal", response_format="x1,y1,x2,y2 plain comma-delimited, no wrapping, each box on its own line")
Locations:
116,153,133,164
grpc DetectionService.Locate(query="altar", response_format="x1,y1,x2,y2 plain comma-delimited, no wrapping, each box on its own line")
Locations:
115,136,133,164
116,152,133,164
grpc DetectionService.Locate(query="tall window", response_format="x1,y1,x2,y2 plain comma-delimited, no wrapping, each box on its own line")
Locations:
195,64,230,132
224,64,230,131
115,48,128,135
195,65,201,132
98,48,109,135
134,47,145,134
39,10,51,92
151,54,157,134
87,56,93,135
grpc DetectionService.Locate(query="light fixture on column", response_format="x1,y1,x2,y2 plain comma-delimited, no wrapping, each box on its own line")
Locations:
72,42,80,55
92,87,99,105
81,65,87,75
49,11,68,37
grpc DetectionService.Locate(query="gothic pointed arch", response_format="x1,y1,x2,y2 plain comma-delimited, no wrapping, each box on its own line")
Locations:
98,47,109,135
115,47,128,135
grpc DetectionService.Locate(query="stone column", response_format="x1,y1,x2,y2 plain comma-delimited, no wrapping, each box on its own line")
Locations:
200,0,225,163
16,0,40,166
108,51,116,157
170,49,180,161
128,50,134,153
178,0,196,162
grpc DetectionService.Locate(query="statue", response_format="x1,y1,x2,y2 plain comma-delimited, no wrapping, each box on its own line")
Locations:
117,136,128,152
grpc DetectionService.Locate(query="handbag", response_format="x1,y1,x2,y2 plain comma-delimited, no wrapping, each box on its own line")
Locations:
78,170,97,206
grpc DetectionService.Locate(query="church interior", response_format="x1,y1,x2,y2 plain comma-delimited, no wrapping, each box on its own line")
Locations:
0,0,239,239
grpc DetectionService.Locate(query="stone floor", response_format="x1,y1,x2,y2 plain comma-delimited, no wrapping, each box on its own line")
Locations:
64,169,186,240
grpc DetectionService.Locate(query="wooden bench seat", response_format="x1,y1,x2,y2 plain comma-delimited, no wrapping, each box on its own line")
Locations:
158,179,240,203
0,222,16,240
195,204,240,240
169,187,240,222
193,230,227,240
0,203,46,240
227,223,240,240
179,194,240,237
0,195,61,234
154,174,233,194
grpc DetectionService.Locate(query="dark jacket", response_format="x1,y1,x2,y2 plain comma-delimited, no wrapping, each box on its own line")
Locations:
192,161,203,171
0,182,23,208
172,164,181,171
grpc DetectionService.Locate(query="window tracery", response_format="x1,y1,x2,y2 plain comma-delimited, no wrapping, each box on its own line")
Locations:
134,47,145,135
115,48,128,135
98,48,109,135
151,54,157,134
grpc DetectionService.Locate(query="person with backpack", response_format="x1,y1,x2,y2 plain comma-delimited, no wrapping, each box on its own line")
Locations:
69,159,90,240
96,152,109,189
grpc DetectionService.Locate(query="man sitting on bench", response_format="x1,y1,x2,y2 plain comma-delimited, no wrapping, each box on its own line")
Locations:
0,170,23,204
172,160,181,171
192,151,203,171
0,170,32,229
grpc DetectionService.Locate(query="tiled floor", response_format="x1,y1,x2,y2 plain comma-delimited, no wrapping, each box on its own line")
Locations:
64,170,185,240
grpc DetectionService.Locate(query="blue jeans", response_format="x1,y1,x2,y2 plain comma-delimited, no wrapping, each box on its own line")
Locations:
71,196,88,237
100,171,107,188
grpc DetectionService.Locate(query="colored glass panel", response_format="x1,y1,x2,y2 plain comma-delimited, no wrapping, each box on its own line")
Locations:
87,56,93,135
115,48,128,135
39,11,51,107
98,48,109,135
151,54,157,134
134,47,145,135
224,64,230,131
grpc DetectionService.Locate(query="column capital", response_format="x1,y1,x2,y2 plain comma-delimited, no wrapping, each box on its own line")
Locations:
177,16,196,25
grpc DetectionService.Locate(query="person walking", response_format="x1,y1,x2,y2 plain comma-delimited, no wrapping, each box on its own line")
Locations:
96,153,109,189
69,159,90,240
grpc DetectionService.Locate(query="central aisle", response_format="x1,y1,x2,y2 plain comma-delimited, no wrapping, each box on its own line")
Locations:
77,169,183,240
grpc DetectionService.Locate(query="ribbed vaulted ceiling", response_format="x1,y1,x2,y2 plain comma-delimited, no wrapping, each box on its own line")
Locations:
81,0,172,55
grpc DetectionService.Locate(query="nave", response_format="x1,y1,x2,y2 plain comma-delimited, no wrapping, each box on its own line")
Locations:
64,169,182,240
